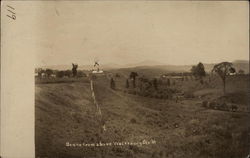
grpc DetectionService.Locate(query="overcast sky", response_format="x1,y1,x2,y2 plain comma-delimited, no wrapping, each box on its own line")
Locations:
10,1,249,66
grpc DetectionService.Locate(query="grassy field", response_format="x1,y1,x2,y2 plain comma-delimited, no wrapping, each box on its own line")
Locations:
35,74,250,158
35,77,89,84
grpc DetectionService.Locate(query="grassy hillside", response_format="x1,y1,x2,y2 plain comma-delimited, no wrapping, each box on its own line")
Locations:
36,74,250,158
35,81,104,158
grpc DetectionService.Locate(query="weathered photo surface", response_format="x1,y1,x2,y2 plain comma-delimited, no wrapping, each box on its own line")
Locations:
32,1,250,158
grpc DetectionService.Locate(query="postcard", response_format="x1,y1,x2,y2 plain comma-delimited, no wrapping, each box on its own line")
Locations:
1,1,249,158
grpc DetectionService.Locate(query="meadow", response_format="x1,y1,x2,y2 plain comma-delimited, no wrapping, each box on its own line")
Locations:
35,71,249,158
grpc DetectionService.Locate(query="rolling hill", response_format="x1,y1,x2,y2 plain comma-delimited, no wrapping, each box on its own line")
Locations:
37,60,249,76
35,73,250,158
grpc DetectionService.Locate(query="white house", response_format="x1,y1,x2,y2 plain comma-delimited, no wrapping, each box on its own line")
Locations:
92,70,104,74
92,61,104,74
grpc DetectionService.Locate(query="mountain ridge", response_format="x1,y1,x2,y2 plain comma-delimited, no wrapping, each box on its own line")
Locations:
37,60,249,73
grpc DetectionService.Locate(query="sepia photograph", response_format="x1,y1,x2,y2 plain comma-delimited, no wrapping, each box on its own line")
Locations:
1,1,249,158
34,1,249,158
33,2,249,158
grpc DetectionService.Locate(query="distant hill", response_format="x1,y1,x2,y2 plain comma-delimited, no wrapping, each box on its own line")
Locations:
38,64,121,71
111,60,249,77
37,60,249,75
231,60,249,74
124,60,166,68
111,65,192,77
234,60,249,64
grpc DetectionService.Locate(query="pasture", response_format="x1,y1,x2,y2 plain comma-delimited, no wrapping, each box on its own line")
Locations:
35,72,250,158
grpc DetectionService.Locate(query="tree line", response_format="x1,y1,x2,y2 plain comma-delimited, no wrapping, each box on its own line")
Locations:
189,61,243,94
110,61,246,95
35,63,87,78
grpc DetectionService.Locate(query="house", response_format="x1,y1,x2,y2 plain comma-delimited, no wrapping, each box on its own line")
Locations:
161,74,184,81
92,61,104,74
92,70,104,74
229,72,237,76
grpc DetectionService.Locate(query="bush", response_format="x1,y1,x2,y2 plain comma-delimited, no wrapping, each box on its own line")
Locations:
130,118,136,124
208,101,217,109
45,69,53,77
184,91,195,98
110,78,116,90
218,103,228,110
231,105,238,112
64,70,72,77
115,73,120,77
202,100,208,107
56,71,65,78
91,74,97,80
77,71,87,77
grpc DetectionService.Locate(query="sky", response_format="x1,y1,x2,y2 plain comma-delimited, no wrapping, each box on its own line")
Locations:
7,1,249,66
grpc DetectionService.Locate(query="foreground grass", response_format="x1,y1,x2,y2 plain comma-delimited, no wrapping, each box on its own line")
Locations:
35,75,250,158
35,77,89,84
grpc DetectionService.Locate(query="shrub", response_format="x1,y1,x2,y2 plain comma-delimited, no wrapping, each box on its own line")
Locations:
231,105,238,112
208,101,217,109
115,73,120,77
126,79,129,88
110,78,116,90
56,71,65,78
91,75,97,80
202,100,208,107
219,103,228,111
64,70,72,77
184,91,195,98
77,71,87,77
130,118,137,124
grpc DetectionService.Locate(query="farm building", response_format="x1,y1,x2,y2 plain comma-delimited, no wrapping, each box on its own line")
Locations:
161,75,184,81
92,61,104,74
92,69,104,74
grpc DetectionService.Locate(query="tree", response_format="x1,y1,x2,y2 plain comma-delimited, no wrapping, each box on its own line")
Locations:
172,80,175,86
212,62,235,94
56,71,65,78
126,79,129,88
64,70,72,77
110,78,116,90
77,71,87,77
167,78,171,86
191,62,206,80
72,63,78,77
129,72,138,88
115,73,120,78
153,78,158,90
35,68,43,78
45,69,53,78
191,66,197,76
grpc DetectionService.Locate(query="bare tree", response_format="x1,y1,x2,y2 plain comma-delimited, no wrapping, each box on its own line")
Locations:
72,63,78,77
